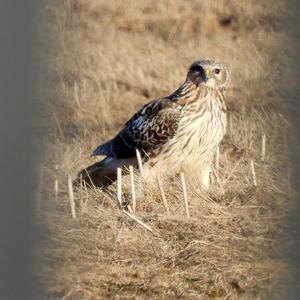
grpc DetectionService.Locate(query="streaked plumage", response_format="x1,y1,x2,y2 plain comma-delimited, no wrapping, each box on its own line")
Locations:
79,60,228,188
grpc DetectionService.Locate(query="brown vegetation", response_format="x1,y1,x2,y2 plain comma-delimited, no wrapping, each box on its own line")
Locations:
38,0,297,298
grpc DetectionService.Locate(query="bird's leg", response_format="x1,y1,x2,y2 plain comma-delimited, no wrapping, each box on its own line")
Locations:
199,165,211,190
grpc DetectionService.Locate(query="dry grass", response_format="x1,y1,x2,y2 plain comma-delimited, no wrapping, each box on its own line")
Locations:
38,0,297,299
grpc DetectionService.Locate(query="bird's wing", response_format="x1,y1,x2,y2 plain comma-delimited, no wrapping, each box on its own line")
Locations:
93,98,182,158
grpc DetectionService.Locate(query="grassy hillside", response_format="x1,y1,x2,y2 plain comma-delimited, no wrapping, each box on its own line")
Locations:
39,1,297,298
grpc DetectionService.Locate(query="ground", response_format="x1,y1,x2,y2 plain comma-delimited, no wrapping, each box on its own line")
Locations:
38,1,297,299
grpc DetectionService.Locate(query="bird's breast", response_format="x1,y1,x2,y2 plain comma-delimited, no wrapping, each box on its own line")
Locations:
160,93,226,168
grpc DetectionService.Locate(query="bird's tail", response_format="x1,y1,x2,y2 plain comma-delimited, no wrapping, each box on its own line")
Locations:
76,157,137,188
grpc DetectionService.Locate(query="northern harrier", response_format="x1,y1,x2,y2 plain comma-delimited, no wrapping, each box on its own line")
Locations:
79,60,228,188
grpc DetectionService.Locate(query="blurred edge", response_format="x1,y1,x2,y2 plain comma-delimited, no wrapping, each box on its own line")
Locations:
287,0,300,299
0,1,39,300
0,1,299,300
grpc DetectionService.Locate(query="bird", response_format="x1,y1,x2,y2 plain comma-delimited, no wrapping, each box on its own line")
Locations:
78,59,228,188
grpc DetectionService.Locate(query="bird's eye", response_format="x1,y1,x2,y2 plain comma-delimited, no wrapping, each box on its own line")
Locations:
214,68,221,74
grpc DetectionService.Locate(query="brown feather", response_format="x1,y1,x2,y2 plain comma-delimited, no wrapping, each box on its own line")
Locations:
77,157,137,187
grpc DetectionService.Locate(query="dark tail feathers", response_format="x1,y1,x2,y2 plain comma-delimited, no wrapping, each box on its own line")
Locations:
75,157,137,188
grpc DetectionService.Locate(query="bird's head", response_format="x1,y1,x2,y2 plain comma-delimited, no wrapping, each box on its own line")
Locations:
187,60,229,89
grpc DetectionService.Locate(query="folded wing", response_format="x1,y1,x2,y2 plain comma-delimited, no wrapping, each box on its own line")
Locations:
93,98,182,158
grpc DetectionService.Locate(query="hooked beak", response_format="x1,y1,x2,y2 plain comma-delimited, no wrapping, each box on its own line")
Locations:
204,68,212,82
